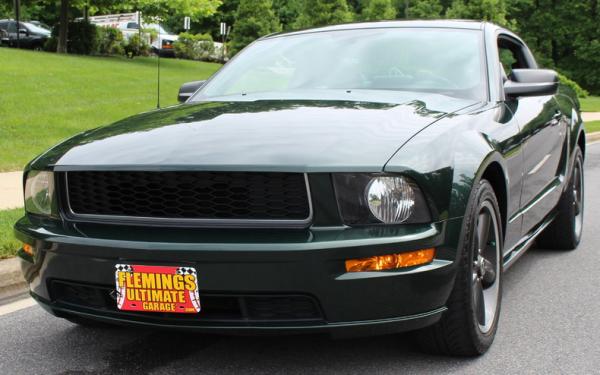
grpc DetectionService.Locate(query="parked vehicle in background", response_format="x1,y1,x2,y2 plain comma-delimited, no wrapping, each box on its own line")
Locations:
0,27,8,46
29,21,51,32
0,20,50,50
88,13,178,56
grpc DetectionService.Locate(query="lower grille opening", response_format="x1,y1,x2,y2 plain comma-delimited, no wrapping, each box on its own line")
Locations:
49,280,324,325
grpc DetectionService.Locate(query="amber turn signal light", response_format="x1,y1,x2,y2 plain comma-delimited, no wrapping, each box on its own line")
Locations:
345,248,435,272
22,243,34,256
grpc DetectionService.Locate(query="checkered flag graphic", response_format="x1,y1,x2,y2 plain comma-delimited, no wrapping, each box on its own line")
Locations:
115,264,133,272
176,267,197,276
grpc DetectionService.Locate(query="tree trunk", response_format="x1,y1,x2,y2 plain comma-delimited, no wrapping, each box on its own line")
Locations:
57,0,69,53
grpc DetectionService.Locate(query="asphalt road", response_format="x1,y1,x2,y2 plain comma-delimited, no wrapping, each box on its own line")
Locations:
1,143,600,375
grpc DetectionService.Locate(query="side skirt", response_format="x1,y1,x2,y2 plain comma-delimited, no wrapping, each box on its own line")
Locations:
502,213,557,270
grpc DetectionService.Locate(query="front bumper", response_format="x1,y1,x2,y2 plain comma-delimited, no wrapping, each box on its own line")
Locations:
15,215,463,337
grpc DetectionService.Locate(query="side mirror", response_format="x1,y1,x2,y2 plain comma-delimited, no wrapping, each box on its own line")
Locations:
178,80,206,103
18,28,28,36
504,69,559,98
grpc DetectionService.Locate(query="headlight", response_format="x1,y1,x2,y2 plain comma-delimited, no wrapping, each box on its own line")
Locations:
24,171,55,216
366,176,415,223
333,173,431,225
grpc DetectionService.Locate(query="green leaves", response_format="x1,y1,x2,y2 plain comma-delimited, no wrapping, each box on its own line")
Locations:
361,0,397,21
445,0,513,27
406,0,443,19
508,0,600,95
135,0,222,21
294,0,354,29
230,0,282,55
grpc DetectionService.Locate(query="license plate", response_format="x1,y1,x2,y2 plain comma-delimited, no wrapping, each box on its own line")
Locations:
114,264,200,313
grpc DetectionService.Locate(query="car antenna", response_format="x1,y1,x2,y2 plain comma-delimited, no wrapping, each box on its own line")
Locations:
156,17,161,109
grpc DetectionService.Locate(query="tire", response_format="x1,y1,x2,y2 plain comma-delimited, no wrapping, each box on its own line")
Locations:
416,179,503,356
536,147,584,250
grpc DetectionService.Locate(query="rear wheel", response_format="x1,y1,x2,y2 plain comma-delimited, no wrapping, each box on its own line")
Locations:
416,180,503,356
537,147,584,250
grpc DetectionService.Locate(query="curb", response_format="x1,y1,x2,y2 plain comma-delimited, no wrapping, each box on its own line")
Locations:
587,131,600,144
0,257,27,303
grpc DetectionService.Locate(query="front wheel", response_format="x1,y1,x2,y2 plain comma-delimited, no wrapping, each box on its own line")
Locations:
416,179,503,356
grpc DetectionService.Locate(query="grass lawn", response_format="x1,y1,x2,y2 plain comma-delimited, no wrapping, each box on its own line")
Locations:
580,96,600,112
0,48,221,172
0,208,23,259
586,120,600,133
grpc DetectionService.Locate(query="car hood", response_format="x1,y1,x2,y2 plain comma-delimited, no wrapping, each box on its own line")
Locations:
33,94,477,172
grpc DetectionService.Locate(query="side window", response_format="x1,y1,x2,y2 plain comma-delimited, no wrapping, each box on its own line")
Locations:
7,21,16,33
497,36,532,79
126,22,139,29
499,48,517,76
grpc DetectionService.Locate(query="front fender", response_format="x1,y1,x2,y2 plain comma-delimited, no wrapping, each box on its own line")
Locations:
384,103,513,225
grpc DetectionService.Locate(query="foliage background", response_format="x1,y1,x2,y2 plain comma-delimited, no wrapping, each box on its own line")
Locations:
1,0,599,93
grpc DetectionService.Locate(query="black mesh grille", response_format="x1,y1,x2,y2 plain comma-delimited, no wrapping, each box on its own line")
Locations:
65,171,310,221
50,280,324,324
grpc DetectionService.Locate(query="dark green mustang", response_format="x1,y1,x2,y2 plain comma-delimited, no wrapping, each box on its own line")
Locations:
15,20,585,356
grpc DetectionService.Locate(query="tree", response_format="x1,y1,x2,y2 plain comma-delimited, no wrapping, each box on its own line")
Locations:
133,0,222,22
361,0,397,20
506,0,600,94
229,0,281,55
0,0,12,19
57,0,69,53
159,0,237,40
273,0,303,30
445,0,511,26
406,0,443,19
294,0,354,28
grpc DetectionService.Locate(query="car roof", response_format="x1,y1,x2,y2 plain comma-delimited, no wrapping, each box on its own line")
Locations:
264,20,499,39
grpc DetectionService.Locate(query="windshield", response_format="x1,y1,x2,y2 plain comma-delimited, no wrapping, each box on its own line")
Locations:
194,28,485,102
23,22,51,35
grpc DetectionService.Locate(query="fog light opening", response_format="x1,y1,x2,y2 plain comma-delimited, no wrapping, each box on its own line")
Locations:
345,248,435,272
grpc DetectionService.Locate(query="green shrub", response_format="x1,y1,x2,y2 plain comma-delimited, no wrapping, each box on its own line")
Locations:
174,32,215,61
96,26,124,56
558,73,589,99
121,34,151,59
43,36,57,52
45,20,97,54
68,21,98,55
